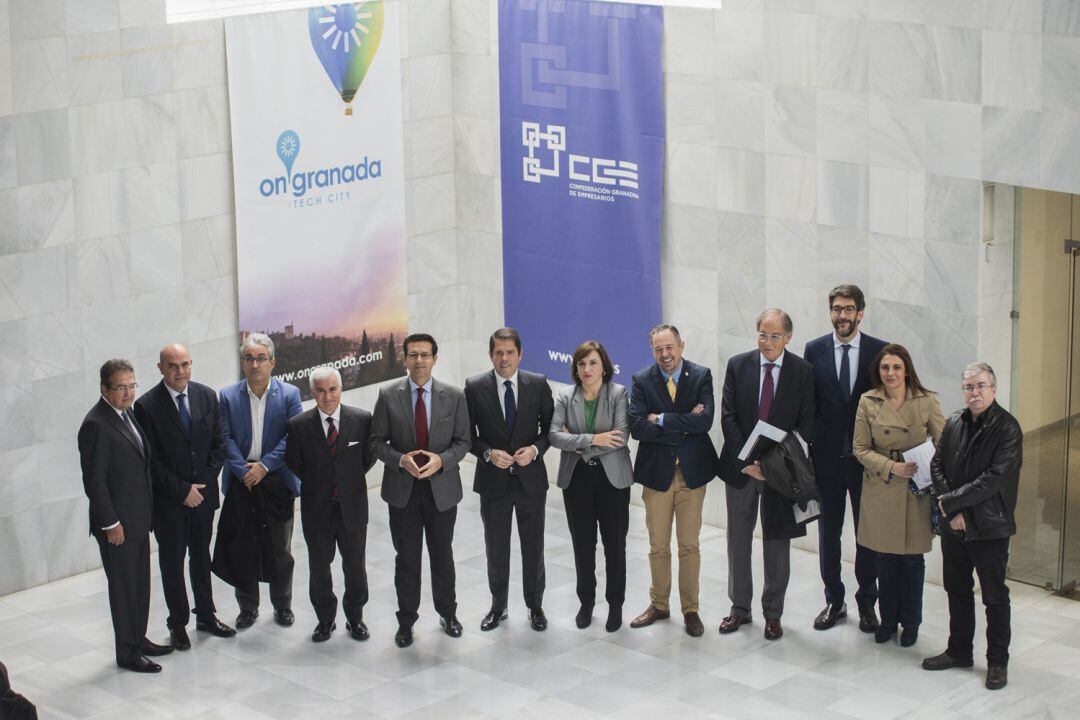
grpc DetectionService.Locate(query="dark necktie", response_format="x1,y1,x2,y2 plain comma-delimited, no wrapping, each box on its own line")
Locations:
326,417,338,457
759,363,776,421
123,411,144,454
504,380,517,435
177,392,191,437
839,344,852,403
415,387,429,468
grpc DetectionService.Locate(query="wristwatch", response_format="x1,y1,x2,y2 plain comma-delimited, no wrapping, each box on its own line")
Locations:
483,449,492,463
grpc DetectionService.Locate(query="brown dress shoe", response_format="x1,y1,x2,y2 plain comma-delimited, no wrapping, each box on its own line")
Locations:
764,618,783,640
630,605,670,629
718,614,752,634
684,612,704,637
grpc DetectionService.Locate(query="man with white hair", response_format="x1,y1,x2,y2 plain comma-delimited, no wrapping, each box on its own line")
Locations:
925,362,1022,691
219,333,303,630
286,367,375,642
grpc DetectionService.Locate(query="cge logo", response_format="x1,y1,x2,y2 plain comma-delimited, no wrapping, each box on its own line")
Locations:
521,121,638,190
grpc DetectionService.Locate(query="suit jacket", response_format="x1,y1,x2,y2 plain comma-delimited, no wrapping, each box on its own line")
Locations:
286,404,375,531
629,359,719,490
717,349,815,490
369,377,472,512
803,332,887,487
219,378,302,496
134,380,225,514
549,382,635,490
465,369,555,497
77,398,153,539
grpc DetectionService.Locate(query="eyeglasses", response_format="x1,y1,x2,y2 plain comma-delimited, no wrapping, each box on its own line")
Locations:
242,355,272,365
961,382,993,394
757,332,786,343
110,383,139,392
406,352,433,361
830,305,859,317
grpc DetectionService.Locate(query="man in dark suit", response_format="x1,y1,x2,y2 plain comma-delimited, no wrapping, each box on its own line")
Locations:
464,327,555,632
716,309,814,641
804,284,886,633
286,367,375,643
219,333,303,630
370,333,471,648
78,359,173,672
134,344,235,651
628,324,718,638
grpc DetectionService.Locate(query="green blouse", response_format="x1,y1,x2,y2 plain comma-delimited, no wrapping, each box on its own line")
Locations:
583,397,598,434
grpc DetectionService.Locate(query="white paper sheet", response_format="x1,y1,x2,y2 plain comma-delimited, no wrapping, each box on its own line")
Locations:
902,438,936,490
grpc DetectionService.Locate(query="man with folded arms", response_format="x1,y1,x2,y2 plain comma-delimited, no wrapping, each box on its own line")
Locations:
287,367,375,643
628,324,718,637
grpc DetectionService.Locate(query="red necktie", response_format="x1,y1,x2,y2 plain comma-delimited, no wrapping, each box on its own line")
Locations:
415,387,429,468
759,363,776,421
327,416,340,498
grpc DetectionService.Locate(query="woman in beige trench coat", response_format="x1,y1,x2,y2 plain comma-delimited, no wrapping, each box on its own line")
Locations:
853,344,945,648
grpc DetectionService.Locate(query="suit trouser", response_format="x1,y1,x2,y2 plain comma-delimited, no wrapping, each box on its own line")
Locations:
235,514,294,613
155,504,216,629
817,458,878,607
876,552,924,628
479,475,546,611
96,533,151,664
725,479,790,620
642,467,706,614
562,462,630,608
388,480,457,627
942,532,1011,665
304,502,369,624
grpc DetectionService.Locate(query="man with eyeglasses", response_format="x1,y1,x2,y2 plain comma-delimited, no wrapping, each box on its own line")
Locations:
369,333,471,648
134,344,235,650
803,284,887,633
219,333,302,630
923,362,1022,691
78,359,174,672
716,309,814,640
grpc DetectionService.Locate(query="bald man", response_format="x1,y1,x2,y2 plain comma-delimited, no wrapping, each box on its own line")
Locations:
134,344,235,650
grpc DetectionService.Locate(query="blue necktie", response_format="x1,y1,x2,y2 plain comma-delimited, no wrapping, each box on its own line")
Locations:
177,392,191,437
839,344,852,404
504,380,517,434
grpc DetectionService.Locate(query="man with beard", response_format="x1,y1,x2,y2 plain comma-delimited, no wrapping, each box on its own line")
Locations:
803,285,887,632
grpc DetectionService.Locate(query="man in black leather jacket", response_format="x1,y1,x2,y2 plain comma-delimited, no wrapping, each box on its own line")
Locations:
924,362,1022,691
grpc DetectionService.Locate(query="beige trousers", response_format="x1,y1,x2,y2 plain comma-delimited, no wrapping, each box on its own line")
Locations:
642,468,706,614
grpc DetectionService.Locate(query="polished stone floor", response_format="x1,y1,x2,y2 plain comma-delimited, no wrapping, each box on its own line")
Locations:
4,487,1080,720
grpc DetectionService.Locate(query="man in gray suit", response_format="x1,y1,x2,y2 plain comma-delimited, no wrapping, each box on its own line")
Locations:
370,333,471,648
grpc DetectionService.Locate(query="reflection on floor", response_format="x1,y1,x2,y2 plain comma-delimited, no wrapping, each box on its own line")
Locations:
1010,419,1080,590
4,488,1080,720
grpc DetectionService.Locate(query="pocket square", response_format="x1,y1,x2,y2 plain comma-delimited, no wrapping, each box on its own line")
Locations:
347,441,359,447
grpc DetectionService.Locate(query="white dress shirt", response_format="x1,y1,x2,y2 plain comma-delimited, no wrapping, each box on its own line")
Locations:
246,381,269,461
833,331,861,395
495,371,519,419
318,406,342,437
758,350,785,404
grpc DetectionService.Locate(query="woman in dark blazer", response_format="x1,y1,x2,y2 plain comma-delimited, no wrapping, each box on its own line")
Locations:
550,340,634,632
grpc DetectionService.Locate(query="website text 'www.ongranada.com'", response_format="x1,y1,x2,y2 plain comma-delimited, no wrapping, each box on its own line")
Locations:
278,351,384,383
547,349,621,374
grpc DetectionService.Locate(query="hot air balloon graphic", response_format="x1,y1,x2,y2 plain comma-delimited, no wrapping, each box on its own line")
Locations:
308,3,385,116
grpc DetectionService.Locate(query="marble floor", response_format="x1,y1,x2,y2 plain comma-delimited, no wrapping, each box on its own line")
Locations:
4,488,1080,720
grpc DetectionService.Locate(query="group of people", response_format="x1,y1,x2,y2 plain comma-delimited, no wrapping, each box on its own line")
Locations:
77,284,1022,692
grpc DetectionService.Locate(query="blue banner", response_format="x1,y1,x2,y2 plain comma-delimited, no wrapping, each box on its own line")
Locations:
499,0,664,381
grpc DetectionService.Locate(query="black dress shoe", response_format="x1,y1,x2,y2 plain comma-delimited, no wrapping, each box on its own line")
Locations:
875,624,897,644
118,656,162,673
346,620,369,641
528,608,548,632
141,640,174,657
439,615,463,638
196,615,237,638
169,627,191,651
813,603,847,630
312,622,336,642
986,664,1008,690
900,626,919,647
605,606,622,633
235,610,258,629
857,604,879,633
921,651,974,671
395,625,413,648
575,605,593,629
480,609,508,632
274,608,295,627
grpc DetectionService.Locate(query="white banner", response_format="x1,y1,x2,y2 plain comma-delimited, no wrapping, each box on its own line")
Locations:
226,2,407,400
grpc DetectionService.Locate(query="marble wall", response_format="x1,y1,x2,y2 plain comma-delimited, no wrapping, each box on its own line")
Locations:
5,0,1080,593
